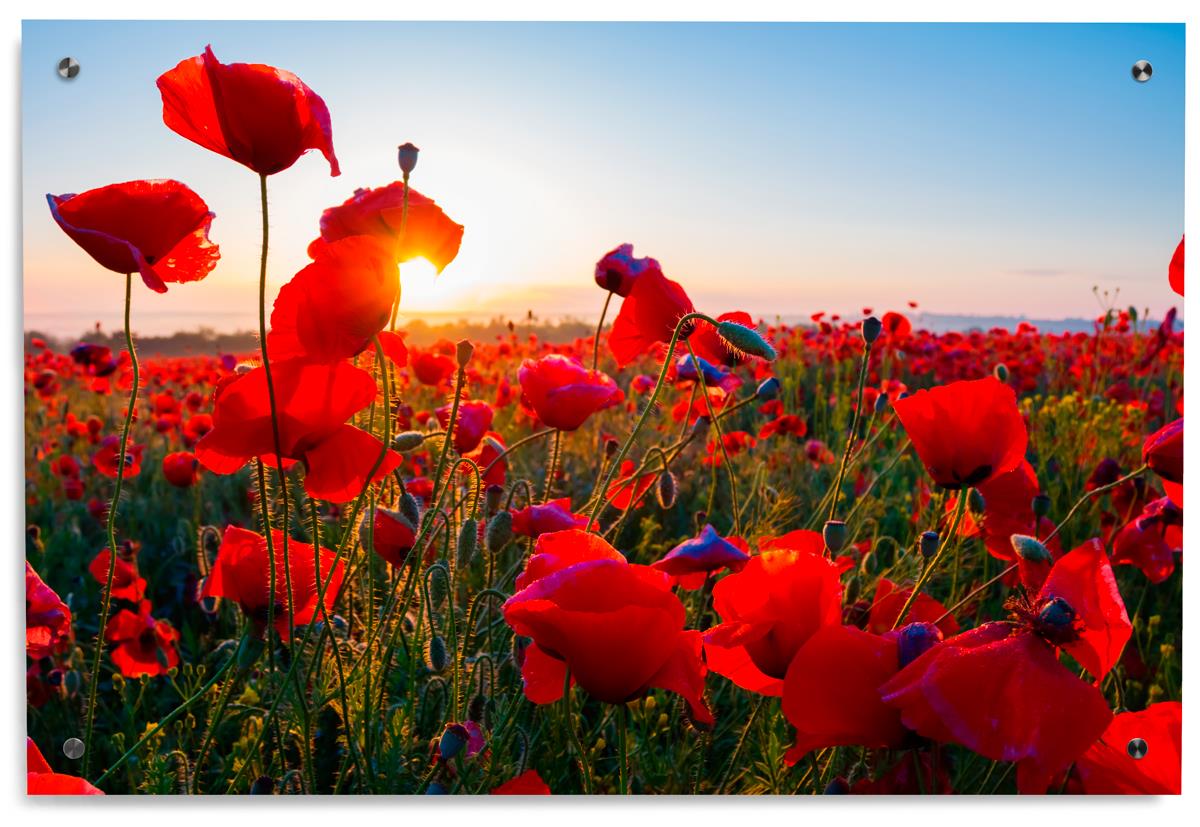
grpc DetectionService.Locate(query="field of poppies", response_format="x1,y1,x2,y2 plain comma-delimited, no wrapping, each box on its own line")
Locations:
25,45,1185,797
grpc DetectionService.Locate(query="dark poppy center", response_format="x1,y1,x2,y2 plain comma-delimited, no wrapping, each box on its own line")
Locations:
1033,595,1079,646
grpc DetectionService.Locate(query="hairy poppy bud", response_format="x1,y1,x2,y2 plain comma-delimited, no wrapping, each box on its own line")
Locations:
716,320,776,361
393,431,426,451
397,142,419,175
457,518,479,567
1010,534,1051,563
656,471,677,509
822,519,847,553
874,391,890,413
485,483,504,516
485,510,513,553
994,363,1009,382
64,669,82,695
756,377,780,399
400,490,421,526
1031,493,1051,519
439,723,470,761
425,635,449,673
455,339,474,368
919,530,939,559
249,776,275,795
967,488,987,516
824,777,851,795
861,316,882,345
897,621,943,668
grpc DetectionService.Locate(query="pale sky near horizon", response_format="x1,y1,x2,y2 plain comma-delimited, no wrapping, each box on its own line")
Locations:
22,21,1184,337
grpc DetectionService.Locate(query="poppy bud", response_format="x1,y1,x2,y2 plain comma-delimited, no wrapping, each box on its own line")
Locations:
715,320,776,361
236,635,266,671
400,490,421,526
468,693,488,723
919,530,939,559
455,339,474,368
439,723,470,761
64,669,82,695
861,316,882,345
456,518,478,567
397,142,420,175
874,392,890,414
1031,493,1051,518
1010,534,1051,563
485,484,504,516
691,416,711,438
249,776,275,795
897,621,943,668
755,377,780,399
993,363,1010,382
511,634,530,668
426,635,449,673
822,519,847,553
394,431,426,451
823,777,851,795
656,471,677,509
425,782,449,795
427,565,449,610
605,437,620,459
967,488,986,516
485,510,513,554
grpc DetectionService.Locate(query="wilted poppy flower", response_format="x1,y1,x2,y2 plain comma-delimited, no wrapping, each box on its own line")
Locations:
89,547,147,603
93,435,144,479
162,451,200,488
269,235,406,364
490,769,551,795
609,268,696,368
26,562,72,659
518,354,624,431
1168,235,1183,297
594,243,661,297
651,524,751,589
1142,418,1182,484
157,45,339,177
1072,702,1181,794
27,738,103,796
436,399,494,454
503,530,712,724
196,359,400,502
104,600,180,677
703,546,844,696
313,181,464,272
202,525,346,641
510,498,590,539
47,180,220,293
892,377,1027,489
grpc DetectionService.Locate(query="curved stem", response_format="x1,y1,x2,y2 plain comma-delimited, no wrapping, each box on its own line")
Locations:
592,290,613,372
84,271,138,779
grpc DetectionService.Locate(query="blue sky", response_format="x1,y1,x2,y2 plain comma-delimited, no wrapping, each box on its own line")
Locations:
22,21,1184,336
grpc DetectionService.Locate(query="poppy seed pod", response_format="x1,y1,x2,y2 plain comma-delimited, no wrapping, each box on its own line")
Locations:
994,363,1010,382
393,431,426,451
1032,493,1051,519
756,376,781,399
861,316,882,345
656,470,678,509
919,530,939,559
1011,534,1052,563
715,320,777,361
822,519,848,553
897,621,943,668
397,142,420,175
968,488,987,516
455,339,474,368
484,506,513,552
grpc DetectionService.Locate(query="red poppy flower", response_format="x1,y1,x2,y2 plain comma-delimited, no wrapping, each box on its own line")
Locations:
313,181,463,272
956,460,1061,562
463,432,507,487
510,498,590,539
865,578,958,637
651,524,750,589
269,235,407,364
157,45,339,177
436,399,494,454
47,180,220,293
503,530,712,724
593,243,661,297
184,413,213,445
518,354,624,431
609,268,696,368
689,311,757,367
1111,497,1182,583
703,547,844,696
93,435,144,479
162,451,200,488
1072,702,1181,794
202,525,346,642
104,600,180,678
411,348,457,387
605,459,656,510
892,377,1027,489
1142,418,1182,484
365,507,416,568
1168,235,1183,297
758,414,807,441
27,739,103,796
89,548,147,603
490,769,551,795
195,359,400,502
782,625,910,763
26,562,72,659
881,311,912,340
